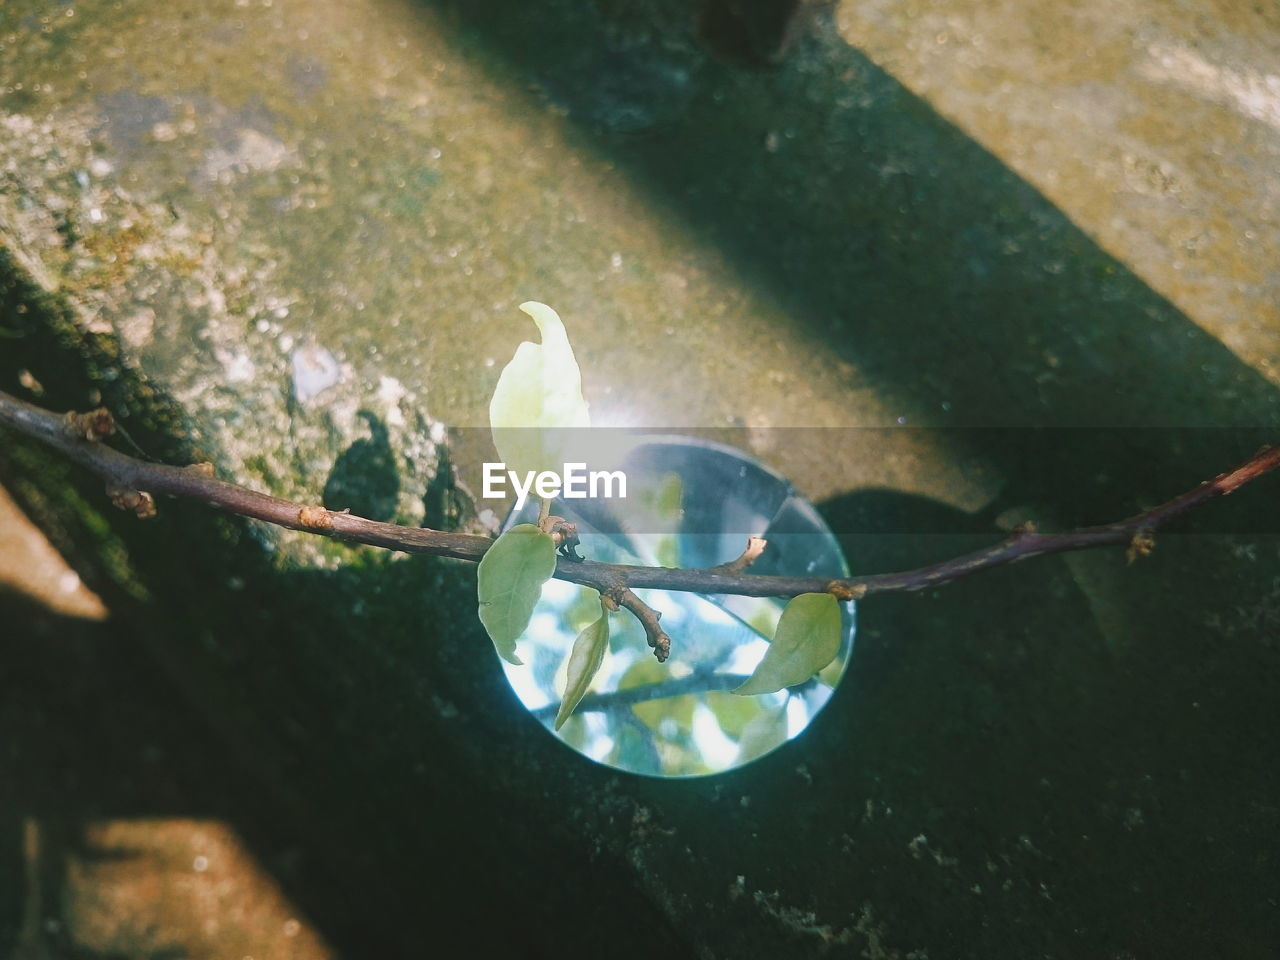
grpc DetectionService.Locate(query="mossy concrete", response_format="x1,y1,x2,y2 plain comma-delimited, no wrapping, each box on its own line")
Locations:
1,0,1278,956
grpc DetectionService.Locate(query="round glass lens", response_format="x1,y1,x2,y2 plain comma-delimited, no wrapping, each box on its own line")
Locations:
499,437,855,777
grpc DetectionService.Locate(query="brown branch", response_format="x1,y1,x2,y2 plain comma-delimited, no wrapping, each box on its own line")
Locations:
0,390,495,562
3,389,1279,615
710,535,768,575
613,587,672,662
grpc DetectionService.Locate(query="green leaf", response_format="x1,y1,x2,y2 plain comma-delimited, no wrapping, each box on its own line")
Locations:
489,301,590,478
621,657,695,733
706,690,762,739
476,523,557,665
733,592,841,696
554,600,611,730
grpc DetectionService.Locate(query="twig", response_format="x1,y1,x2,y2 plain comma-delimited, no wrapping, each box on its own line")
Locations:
3,388,1279,615
710,535,768,575
613,587,672,662
0,390,494,560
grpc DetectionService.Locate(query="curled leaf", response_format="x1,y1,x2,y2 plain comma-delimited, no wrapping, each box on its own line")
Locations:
477,523,557,665
733,592,841,696
489,301,590,478
554,600,611,730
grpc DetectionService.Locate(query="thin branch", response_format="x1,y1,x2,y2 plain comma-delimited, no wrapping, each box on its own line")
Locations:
710,535,768,575
614,587,672,662
3,389,1279,610
0,390,495,560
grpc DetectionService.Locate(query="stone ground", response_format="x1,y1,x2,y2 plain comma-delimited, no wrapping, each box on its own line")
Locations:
1,0,1278,957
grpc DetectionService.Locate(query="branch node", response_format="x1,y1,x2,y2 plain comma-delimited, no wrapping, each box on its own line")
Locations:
64,407,115,442
827,580,867,601
541,515,583,560
297,505,334,530
185,461,216,477
1126,528,1156,564
107,484,156,519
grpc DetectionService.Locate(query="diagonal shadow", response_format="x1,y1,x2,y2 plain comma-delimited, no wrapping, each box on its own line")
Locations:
430,0,1278,526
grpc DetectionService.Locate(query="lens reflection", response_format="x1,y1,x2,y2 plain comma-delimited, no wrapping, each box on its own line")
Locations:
500,437,855,777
